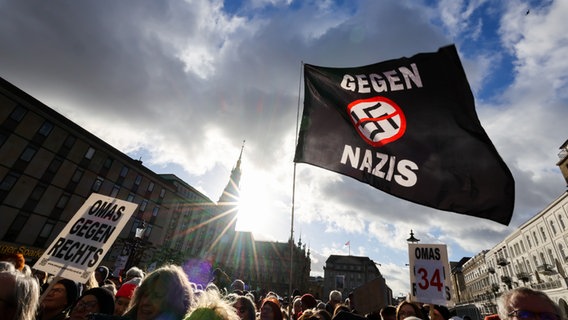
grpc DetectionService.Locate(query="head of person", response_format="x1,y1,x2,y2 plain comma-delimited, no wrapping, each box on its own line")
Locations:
114,280,139,316
231,279,245,293
380,306,397,320
125,266,145,282
41,278,79,317
261,297,283,320
230,294,257,320
68,287,115,320
293,297,302,315
301,294,317,311
95,266,110,285
396,301,423,320
497,287,561,320
329,290,342,306
0,270,40,320
126,264,194,320
185,289,240,320
424,305,450,320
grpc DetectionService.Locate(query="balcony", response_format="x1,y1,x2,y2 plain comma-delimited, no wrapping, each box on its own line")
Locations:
488,267,496,274
537,264,556,276
497,257,509,266
516,272,531,283
491,283,500,292
501,276,512,284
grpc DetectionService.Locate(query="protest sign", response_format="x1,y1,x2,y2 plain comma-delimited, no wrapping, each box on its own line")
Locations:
408,243,453,306
33,193,138,283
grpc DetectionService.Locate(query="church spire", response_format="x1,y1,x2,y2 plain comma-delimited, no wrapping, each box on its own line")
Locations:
219,140,245,203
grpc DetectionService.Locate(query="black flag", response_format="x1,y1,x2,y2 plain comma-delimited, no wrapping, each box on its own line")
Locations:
294,45,514,225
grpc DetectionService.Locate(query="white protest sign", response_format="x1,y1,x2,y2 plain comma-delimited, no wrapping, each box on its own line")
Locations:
33,193,138,283
408,243,454,306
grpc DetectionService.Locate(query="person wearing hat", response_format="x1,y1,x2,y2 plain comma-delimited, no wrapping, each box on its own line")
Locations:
114,279,140,316
67,287,115,320
37,278,79,320
300,294,317,312
260,297,283,320
95,266,110,287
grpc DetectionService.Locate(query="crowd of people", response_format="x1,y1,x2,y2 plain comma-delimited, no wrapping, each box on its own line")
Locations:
0,252,564,320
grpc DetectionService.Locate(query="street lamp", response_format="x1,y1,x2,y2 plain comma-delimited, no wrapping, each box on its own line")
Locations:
406,229,420,243
125,220,146,272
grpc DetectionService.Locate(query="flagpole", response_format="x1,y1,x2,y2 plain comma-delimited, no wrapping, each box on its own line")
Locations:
289,60,304,319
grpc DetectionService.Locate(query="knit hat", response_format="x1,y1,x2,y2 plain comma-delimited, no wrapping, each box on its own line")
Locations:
81,287,115,315
96,266,110,281
116,282,138,299
58,278,79,309
301,294,317,309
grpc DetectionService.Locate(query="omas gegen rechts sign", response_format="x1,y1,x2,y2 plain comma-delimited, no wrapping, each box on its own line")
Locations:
408,243,454,306
33,193,137,283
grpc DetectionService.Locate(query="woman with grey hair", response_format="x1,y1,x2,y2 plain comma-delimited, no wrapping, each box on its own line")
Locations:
497,287,561,320
124,264,194,320
228,293,257,320
0,270,40,320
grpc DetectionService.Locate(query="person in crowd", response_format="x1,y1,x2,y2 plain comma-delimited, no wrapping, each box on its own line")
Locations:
37,278,79,320
260,297,283,320
0,269,40,320
301,309,332,320
497,287,561,320
229,293,257,320
0,253,25,272
423,305,450,320
333,304,351,318
301,294,318,312
67,287,115,320
95,266,110,287
325,290,342,315
292,297,302,320
380,306,396,320
114,278,141,316
101,280,117,296
124,264,194,320
124,266,145,283
210,268,231,293
230,279,245,294
396,301,424,320
32,268,50,293
184,288,240,320
0,261,16,272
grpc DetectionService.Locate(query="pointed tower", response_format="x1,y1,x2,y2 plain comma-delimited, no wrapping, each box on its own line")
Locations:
219,140,244,206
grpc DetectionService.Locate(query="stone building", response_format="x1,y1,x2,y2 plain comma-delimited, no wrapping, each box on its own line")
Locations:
0,76,310,294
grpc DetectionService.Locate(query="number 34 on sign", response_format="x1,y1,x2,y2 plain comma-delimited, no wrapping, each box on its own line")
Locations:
408,243,454,306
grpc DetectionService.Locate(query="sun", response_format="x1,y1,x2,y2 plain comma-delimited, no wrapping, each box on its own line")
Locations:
236,176,272,235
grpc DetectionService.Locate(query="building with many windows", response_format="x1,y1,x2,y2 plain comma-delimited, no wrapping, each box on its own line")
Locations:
0,76,310,294
453,140,568,318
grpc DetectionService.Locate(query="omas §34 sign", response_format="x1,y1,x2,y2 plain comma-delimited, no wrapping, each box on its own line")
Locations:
408,243,454,306
33,193,137,283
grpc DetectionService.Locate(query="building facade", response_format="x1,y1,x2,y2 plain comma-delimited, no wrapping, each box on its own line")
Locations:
454,140,568,318
0,76,310,294
323,254,392,306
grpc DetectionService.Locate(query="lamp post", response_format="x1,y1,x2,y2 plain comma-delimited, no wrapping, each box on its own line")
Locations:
406,229,420,243
125,220,146,272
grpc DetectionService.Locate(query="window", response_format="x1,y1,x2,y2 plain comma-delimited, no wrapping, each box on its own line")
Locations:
38,121,54,136
127,193,135,202
103,157,113,169
39,223,54,238
147,181,155,192
120,166,129,177
55,194,70,209
29,185,46,201
92,177,104,192
46,158,63,173
541,227,547,241
550,221,557,235
152,206,159,217
71,168,84,183
526,235,532,248
110,186,120,197
63,135,76,149
0,131,8,147
84,147,96,160
19,146,37,162
9,105,27,122
140,199,148,211
533,231,539,245
560,215,566,230
0,173,19,191
159,188,166,198
134,175,142,185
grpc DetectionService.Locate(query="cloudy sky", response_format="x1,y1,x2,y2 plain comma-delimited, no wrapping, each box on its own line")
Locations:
1,0,567,297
